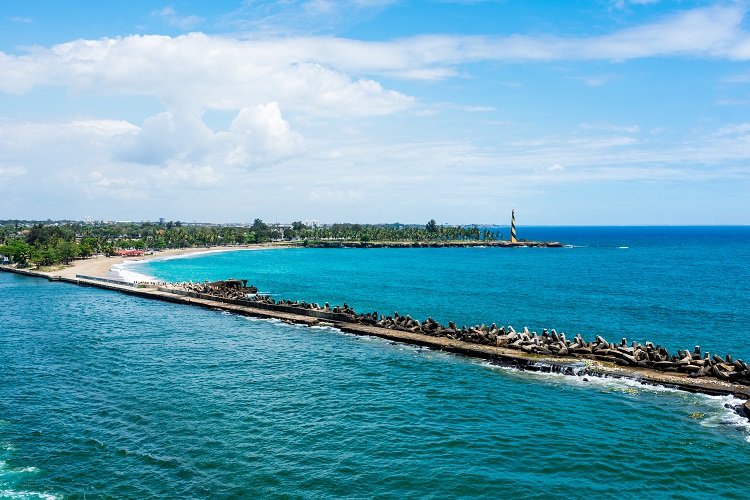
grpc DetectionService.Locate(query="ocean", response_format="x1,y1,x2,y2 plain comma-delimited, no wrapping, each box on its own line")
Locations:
2,226,750,498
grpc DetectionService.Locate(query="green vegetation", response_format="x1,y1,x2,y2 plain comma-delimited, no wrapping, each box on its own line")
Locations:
0,218,503,268
299,221,501,243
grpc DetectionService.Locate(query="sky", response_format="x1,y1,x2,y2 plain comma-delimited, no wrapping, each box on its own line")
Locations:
1,0,749,225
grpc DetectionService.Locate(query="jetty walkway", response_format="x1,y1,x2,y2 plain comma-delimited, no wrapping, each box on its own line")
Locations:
3,265,749,420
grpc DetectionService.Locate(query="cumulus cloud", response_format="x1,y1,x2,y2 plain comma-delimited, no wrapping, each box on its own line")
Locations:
0,33,415,117
220,103,304,167
115,103,303,168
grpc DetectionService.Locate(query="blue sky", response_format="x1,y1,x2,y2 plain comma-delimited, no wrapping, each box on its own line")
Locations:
1,0,749,224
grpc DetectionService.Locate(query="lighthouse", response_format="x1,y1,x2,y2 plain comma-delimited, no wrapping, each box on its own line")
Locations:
511,210,517,243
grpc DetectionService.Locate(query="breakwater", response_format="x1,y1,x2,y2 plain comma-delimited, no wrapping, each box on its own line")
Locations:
294,240,563,248
3,265,749,420
164,280,750,418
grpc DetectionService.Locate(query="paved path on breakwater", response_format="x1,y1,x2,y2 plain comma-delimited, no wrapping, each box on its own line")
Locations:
3,265,749,414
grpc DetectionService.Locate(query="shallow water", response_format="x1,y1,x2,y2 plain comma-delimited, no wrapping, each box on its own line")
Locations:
2,227,750,498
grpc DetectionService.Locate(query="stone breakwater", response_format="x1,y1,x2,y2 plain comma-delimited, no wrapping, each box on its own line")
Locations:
294,240,563,248
3,266,748,421
165,281,750,395
168,283,750,386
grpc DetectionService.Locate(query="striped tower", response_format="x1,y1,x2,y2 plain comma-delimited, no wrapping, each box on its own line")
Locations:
510,210,517,243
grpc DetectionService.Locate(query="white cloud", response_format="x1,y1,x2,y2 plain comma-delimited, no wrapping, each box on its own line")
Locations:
723,72,750,83
307,187,364,203
714,122,750,136
580,122,640,133
223,0,399,36
1,112,749,222
613,0,661,10
114,102,303,169
220,102,304,167
575,76,610,87
0,166,27,179
115,111,191,165
717,98,750,106
1,4,749,104
0,33,415,117
152,7,204,30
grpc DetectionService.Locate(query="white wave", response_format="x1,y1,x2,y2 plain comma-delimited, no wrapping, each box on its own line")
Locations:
0,490,61,500
109,261,157,283
618,246,629,249
480,361,681,394
480,360,750,441
145,246,275,264
0,460,57,500
697,394,750,439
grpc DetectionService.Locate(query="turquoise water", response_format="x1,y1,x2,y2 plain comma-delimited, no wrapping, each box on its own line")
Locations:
2,227,750,498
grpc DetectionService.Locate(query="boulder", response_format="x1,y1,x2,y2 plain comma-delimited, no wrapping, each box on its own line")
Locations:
653,360,677,371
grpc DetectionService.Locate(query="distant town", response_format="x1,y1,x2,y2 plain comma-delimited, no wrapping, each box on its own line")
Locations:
0,219,517,268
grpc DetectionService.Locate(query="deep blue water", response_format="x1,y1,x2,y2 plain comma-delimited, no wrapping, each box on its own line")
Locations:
2,227,750,499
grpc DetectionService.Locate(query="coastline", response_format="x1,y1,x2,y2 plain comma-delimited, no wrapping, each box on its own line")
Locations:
29,244,273,280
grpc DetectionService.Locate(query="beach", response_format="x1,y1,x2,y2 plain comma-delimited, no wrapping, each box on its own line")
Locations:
35,245,271,280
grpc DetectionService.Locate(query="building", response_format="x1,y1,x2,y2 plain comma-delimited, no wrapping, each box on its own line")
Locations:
114,249,144,257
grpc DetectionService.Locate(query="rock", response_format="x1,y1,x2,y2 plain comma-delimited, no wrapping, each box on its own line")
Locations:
617,353,638,366
679,364,701,374
653,360,677,371
571,347,593,355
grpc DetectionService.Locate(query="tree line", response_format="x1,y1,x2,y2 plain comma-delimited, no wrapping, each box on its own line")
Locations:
0,219,504,267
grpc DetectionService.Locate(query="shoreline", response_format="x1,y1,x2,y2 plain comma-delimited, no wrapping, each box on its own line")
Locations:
27,244,275,281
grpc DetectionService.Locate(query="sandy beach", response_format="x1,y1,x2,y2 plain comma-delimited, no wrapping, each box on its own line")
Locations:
37,245,270,280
